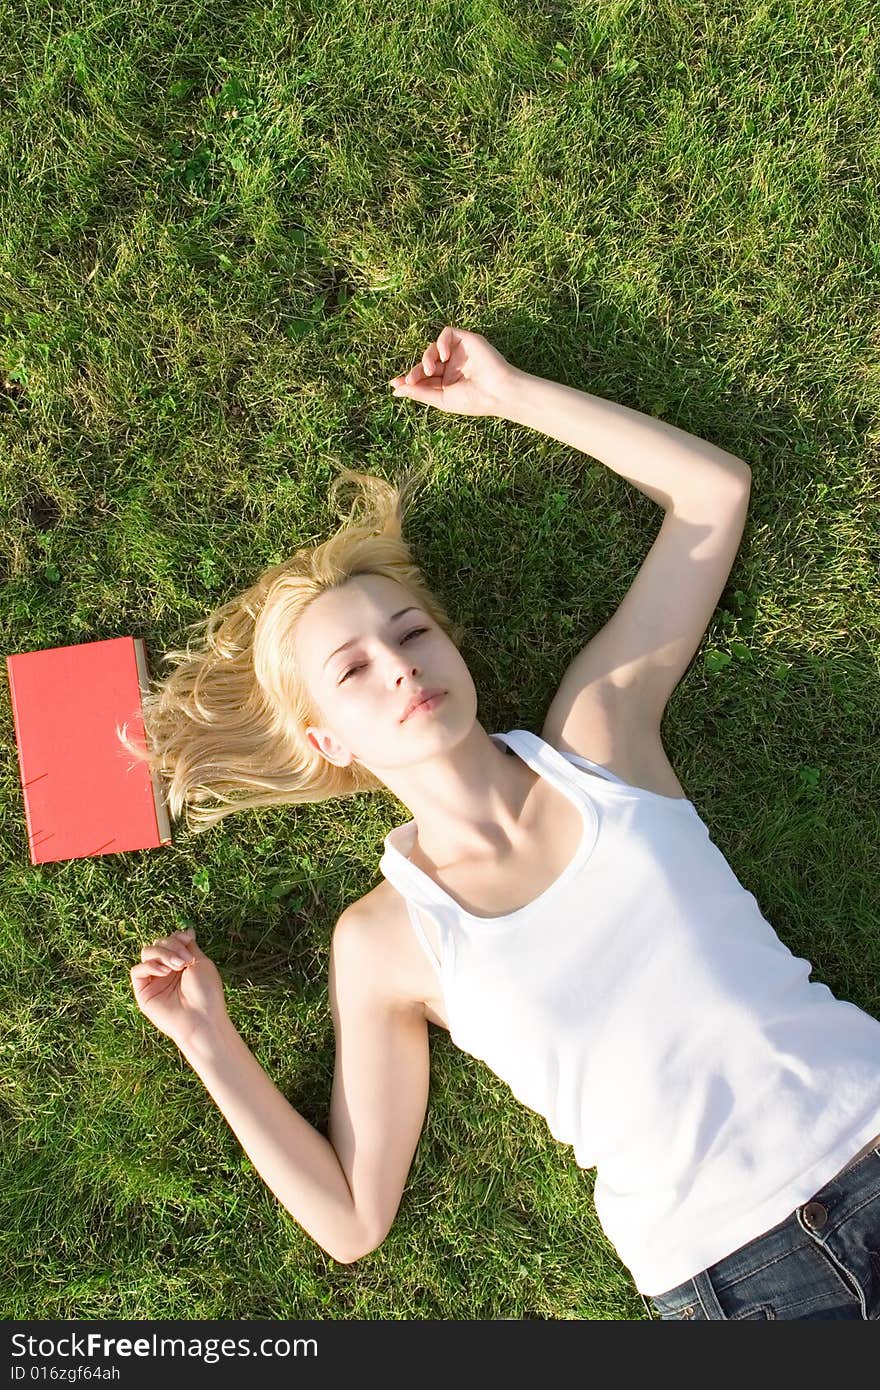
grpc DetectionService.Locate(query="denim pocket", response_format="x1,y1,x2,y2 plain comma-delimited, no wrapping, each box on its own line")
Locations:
657,1302,699,1320
715,1237,863,1319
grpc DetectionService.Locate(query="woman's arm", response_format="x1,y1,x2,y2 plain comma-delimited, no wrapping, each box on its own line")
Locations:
495,369,751,511
181,1017,370,1264
390,327,750,510
132,920,431,1266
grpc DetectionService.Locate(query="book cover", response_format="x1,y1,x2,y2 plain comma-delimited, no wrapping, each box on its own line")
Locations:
5,635,173,865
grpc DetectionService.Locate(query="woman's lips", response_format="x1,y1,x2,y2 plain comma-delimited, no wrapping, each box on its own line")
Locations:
404,691,445,720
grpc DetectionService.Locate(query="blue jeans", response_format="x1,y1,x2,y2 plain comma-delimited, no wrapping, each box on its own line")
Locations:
647,1144,880,1319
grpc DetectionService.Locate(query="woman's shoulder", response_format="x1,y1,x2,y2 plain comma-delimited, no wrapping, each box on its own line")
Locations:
336,880,433,1010
342,879,407,931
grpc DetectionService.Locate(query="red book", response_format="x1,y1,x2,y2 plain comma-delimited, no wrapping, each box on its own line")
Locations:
5,635,172,864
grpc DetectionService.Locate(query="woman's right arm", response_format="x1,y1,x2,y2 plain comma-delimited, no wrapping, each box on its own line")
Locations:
181,1017,369,1262
137,907,430,1265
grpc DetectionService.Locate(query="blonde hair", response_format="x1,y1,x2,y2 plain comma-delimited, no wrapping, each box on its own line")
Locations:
118,462,466,835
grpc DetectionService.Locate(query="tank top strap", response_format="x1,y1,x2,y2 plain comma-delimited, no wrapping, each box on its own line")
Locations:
404,900,443,971
378,820,459,961
379,822,442,908
494,727,628,788
552,747,630,787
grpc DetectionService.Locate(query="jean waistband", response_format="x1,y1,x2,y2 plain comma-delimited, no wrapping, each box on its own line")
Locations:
836,1130,880,1178
648,1138,880,1312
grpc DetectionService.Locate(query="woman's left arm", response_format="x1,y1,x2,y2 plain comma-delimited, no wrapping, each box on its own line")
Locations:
496,369,751,511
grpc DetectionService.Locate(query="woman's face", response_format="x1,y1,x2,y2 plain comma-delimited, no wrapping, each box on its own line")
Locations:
295,573,477,771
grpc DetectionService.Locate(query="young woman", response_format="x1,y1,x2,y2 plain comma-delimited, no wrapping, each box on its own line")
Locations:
128,325,880,1320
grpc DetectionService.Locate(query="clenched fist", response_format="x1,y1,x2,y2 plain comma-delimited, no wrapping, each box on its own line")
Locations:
130,928,229,1051
389,325,518,418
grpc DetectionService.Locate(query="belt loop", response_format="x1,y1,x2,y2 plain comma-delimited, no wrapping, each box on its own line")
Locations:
693,1268,727,1319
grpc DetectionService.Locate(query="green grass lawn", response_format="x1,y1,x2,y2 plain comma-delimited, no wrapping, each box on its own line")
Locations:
2,0,879,1320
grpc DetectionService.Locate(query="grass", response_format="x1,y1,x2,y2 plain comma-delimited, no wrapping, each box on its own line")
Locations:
1,0,879,1321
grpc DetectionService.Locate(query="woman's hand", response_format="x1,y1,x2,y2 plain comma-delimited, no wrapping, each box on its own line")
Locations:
130,928,230,1051
388,325,519,418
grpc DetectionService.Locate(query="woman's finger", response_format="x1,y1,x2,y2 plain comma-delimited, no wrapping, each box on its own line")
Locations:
149,935,194,957
150,929,195,948
140,943,192,969
389,326,458,387
131,961,172,982
131,961,167,979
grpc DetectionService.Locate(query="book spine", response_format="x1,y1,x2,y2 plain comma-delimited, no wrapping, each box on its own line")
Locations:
5,655,40,864
133,637,173,845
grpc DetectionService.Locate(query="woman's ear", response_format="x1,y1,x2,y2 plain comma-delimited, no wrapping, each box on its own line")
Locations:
305,726,357,767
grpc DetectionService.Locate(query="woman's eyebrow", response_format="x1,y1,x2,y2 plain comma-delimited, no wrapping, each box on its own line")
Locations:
323,607,422,670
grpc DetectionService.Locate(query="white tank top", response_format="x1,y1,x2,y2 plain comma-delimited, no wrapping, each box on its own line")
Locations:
377,728,880,1296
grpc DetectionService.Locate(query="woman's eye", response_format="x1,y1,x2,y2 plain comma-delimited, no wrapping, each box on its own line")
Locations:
339,628,428,684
